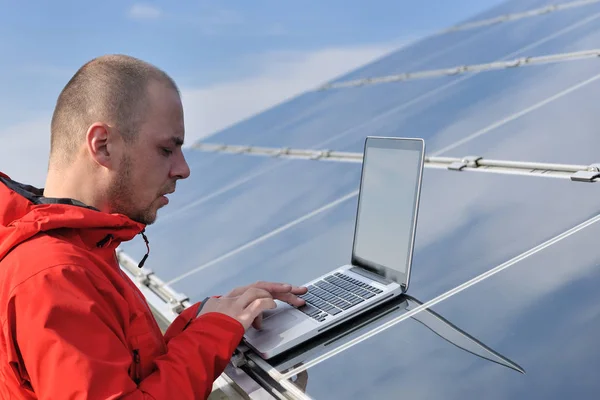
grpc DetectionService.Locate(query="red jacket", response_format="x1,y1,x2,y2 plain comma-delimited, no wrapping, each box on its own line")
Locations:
0,172,245,399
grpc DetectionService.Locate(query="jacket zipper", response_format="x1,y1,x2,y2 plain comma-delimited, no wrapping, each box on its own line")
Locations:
132,349,141,384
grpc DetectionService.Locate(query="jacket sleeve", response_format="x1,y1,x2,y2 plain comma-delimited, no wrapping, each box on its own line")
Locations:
163,297,209,345
5,264,245,400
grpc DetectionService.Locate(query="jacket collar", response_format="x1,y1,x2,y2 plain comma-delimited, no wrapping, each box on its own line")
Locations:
0,172,147,263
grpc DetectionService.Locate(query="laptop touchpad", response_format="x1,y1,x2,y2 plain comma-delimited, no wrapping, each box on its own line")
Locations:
260,310,300,332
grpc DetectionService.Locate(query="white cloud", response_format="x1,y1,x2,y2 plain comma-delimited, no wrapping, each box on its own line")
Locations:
128,4,162,20
0,116,52,187
180,43,399,144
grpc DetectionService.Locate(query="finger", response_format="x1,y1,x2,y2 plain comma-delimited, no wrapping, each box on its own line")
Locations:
290,286,308,295
245,298,277,322
225,281,295,298
252,313,263,330
248,281,294,294
225,282,304,306
273,292,306,307
237,287,273,308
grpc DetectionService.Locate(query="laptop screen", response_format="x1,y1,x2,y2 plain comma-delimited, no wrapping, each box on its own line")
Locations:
352,137,424,285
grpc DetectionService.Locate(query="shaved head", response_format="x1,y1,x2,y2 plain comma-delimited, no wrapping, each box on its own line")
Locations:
43,54,190,225
49,54,179,166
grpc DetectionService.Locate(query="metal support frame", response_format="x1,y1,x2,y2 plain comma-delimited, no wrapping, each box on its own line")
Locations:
191,142,600,183
570,163,600,182
118,250,190,314
440,0,600,34
448,156,482,171
315,49,600,90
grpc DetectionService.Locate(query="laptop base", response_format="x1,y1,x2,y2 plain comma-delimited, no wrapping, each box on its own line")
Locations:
243,264,404,359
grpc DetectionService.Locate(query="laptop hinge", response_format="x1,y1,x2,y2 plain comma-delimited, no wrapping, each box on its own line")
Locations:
349,265,393,285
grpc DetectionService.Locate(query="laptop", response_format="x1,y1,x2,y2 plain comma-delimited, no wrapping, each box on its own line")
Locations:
243,136,425,359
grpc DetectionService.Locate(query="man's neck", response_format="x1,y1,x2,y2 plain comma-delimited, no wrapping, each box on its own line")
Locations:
43,166,106,211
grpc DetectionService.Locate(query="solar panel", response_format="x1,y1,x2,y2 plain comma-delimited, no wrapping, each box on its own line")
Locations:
160,166,600,305
316,0,595,85
330,59,600,158
279,307,523,399
203,2,600,154
115,0,600,397
283,214,600,399
421,217,600,399
248,293,527,398
438,65,600,164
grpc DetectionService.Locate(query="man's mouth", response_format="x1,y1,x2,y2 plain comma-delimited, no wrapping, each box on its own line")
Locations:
161,187,176,197
158,188,175,204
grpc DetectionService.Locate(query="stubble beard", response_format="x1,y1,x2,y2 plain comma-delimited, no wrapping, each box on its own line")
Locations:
108,153,159,225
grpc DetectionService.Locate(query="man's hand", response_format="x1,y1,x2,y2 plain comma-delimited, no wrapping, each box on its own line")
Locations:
199,282,308,330
198,287,278,330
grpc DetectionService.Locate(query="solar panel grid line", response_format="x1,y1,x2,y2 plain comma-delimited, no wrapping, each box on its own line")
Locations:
159,10,600,227
317,48,600,91
277,212,600,380
166,67,600,285
190,142,597,181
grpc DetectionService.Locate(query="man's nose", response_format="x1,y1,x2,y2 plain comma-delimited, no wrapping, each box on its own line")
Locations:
171,151,191,180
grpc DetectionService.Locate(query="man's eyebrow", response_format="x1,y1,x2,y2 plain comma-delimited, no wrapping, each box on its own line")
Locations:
167,136,184,146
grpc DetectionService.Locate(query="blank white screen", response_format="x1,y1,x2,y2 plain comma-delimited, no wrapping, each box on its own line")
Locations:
353,143,422,274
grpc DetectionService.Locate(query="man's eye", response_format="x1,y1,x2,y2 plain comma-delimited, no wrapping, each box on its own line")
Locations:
161,147,173,156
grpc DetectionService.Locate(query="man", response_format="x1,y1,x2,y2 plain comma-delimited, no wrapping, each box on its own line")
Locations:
0,54,306,399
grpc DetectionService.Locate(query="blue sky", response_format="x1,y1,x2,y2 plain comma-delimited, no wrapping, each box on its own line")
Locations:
0,0,505,186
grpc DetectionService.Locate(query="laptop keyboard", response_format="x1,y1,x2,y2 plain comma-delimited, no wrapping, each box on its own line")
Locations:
297,272,384,323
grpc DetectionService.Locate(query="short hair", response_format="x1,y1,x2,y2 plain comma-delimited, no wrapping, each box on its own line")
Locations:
49,54,179,166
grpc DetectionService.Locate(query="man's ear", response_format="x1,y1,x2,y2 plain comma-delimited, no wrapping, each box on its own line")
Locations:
86,123,114,168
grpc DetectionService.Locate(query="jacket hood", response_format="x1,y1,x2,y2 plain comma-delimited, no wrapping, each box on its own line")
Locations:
0,171,146,262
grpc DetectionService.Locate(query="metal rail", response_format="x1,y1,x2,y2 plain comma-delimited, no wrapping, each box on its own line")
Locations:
191,142,600,183
441,0,600,34
316,49,600,90
118,250,191,315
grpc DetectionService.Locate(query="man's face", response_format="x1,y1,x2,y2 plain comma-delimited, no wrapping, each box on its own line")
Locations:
108,81,190,225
